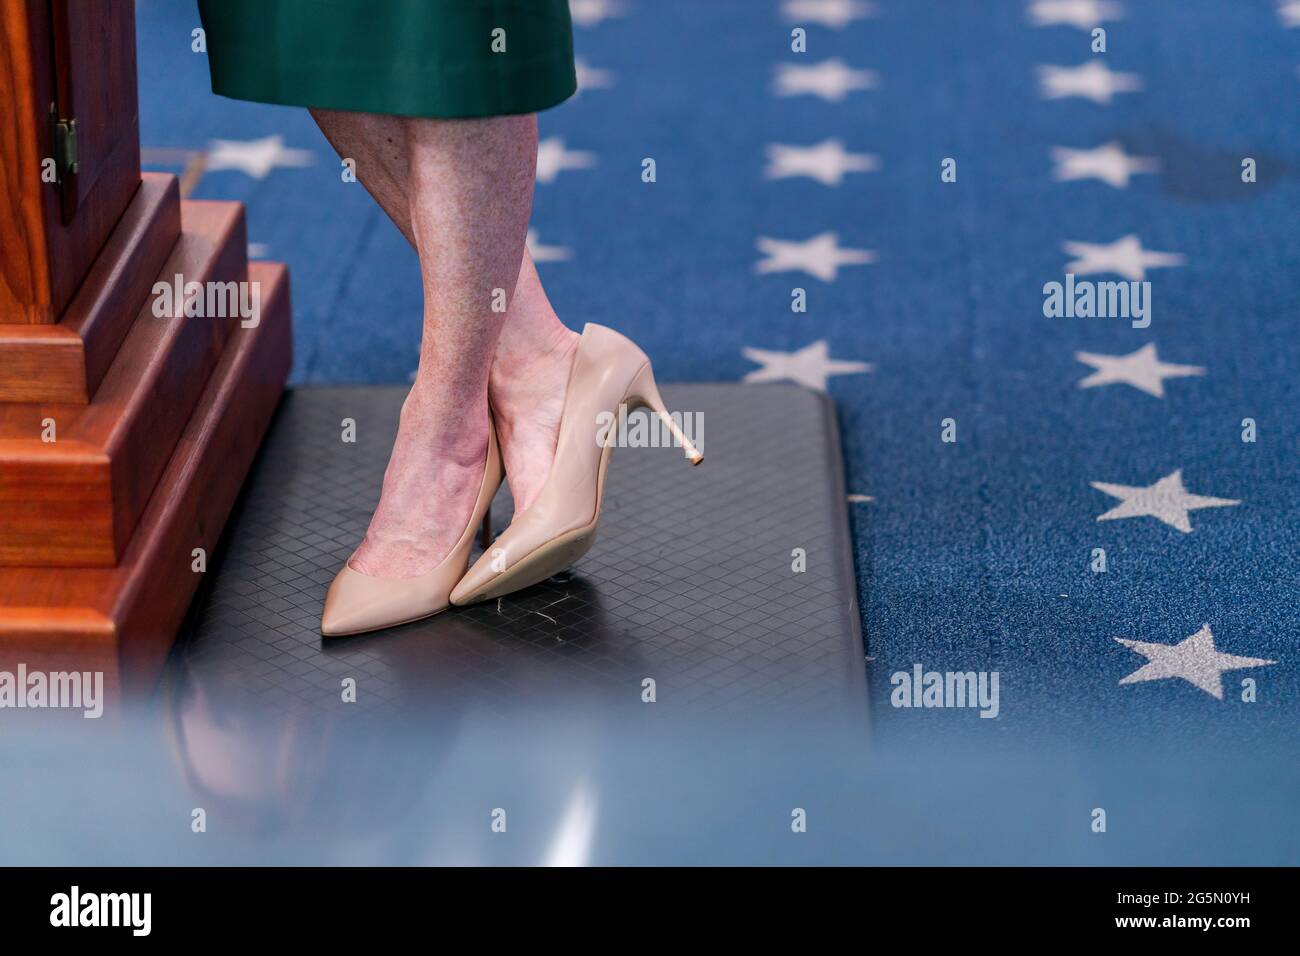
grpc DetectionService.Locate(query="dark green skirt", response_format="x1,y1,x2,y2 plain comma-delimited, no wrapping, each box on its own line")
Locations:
197,0,576,119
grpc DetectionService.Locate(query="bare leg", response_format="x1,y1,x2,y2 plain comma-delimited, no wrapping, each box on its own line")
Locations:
312,109,580,517
485,253,578,512
312,109,416,243
313,110,536,577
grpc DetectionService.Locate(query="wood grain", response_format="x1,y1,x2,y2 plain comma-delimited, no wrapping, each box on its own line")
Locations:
0,200,248,566
41,0,142,320
0,173,181,403
0,0,52,324
0,0,141,325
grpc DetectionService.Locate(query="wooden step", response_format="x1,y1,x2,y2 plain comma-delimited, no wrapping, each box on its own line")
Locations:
0,173,181,403
0,262,292,696
0,198,248,566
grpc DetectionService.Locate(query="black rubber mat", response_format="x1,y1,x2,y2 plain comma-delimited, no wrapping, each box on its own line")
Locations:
171,384,867,722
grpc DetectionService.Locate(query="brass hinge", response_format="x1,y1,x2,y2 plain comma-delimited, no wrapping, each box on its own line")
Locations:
49,102,78,181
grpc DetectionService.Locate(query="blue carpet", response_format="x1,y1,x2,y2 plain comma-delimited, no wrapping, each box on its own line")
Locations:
137,0,1299,744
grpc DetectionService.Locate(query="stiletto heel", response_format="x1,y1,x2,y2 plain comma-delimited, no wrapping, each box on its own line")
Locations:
479,504,493,549
625,362,703,465
451,323,702,606
320,421,504,636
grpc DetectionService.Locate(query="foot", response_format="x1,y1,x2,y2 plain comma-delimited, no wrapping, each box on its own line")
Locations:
347,392,489,578
489,322,580,515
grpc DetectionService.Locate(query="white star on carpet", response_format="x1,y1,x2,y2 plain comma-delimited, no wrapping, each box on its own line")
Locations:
205,135,313,180
569,0,624,28
1091,469,1239,533
247,243,270,259
754,232,876,281
1062,234,1184,280
1280,1,1300,27
575,58,616,93
742,340,873,391
764,140,880,185
526,229,571,263
781,0,875,29
536,137,597,184
1051,141,1158,188
1075,343,1204,398
774,59,878,101
1037,61,1142,103
1116,624,1275,699
1028,0,1124,29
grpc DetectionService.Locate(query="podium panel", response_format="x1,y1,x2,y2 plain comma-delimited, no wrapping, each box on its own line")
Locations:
0,0,141,324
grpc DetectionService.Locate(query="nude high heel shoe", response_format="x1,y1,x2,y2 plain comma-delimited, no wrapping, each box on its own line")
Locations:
320,421,503,637
449,323,701,606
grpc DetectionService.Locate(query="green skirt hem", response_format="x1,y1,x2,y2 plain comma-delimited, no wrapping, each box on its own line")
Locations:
198,0,577,120
208,51,577,119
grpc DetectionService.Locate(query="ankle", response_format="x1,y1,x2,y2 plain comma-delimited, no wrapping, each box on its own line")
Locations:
495,307,577,370
398,388,490,467
491,319,578,396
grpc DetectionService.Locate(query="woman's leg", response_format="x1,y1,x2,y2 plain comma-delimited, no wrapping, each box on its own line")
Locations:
311,109,417,245
484,252,578,513
312,110,536,578
312,109,580,519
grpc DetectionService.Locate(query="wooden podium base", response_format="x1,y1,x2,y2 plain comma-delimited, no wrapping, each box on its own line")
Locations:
0,175,181,405
0,2,290,696
0,262,291,695
0,188,250,567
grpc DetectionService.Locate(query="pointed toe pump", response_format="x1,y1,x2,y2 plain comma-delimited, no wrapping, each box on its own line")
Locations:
450,323,701,607
320,422,503,637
